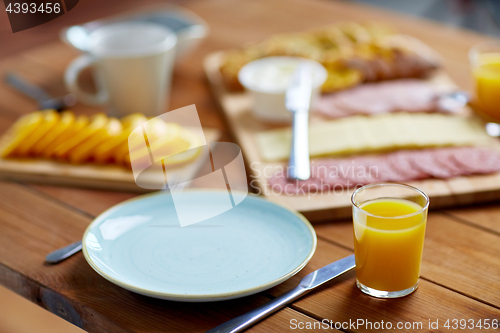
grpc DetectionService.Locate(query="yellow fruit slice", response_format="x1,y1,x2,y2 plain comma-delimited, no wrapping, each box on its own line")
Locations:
162,129,203,167
41,115,89,158
114,120,181,165
31,111,75,156
0,111,203,171
93,133,129,164
146,124,187,163
120,113,148,129
0,111,45,158
52,113,108,160
68,118,122,164
14,110,60,157
126,130,189,168
124,127,203,169
141,118,181,149
93,114,147,164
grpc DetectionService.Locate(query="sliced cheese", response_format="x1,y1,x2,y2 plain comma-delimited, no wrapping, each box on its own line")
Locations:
255,113,491,162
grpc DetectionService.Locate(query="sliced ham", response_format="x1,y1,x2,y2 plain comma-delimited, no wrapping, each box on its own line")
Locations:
452,147,500,174
361,156,409,182
312,161,351,188
430,148,466,176
387,150,429,180
267,147,500,195
407,150,458,179
316,79,449,118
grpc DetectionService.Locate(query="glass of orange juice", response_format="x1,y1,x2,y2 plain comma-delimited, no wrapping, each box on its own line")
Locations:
351,183,429,298
469,41,500,122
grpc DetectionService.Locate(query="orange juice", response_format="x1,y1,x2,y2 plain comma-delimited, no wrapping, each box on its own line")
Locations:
473,53,500,121
353,198,426,292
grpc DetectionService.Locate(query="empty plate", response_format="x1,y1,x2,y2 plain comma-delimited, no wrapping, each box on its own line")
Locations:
82,190,316,302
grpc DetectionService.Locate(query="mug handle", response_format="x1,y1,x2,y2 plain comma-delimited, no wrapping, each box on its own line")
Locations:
65,55,108,106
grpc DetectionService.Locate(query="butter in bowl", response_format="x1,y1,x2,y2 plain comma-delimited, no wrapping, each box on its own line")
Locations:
238,57,327,123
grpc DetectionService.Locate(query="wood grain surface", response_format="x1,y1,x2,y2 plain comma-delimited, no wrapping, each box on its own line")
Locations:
0,0,499,332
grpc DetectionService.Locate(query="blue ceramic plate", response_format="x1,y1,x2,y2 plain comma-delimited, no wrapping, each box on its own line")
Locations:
82,191,316,302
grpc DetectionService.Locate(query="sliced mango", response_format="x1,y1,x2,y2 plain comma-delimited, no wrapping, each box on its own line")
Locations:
41,115,89,158
115,120,181,165
0,111,202,171
0,111,44,158
162,129,203,167
120,113,148,129
69,118,122,164
31,111,75,156
93,114,147,164
124,128,203,169
14,110,60,157
52,113,108,160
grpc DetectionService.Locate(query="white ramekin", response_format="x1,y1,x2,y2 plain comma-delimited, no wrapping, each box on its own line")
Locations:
238,56,327,123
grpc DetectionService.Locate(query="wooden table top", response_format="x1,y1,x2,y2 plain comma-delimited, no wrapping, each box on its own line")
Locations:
0,0,499,332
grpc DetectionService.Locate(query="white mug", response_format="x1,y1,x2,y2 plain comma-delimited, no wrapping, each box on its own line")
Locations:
65,22,177,117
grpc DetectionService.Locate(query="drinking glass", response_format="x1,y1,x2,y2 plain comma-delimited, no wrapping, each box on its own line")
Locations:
351,183,429,298
469,41,500,123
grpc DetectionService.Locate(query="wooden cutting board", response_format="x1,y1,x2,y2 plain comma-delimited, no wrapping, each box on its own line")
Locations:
0,128,219,192
204,51,500,221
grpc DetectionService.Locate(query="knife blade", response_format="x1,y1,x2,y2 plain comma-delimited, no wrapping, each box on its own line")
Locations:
286,63,313,112
206,254,355,333
297,254,355,289
286,63,313,180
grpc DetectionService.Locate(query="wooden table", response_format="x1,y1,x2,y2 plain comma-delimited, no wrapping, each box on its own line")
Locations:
0,0,499,332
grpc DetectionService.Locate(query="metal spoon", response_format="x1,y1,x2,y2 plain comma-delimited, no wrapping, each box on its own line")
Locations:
436,90,470,112
45,241,82,264
434,90,500,137
435,90,500,137
486,122,500,137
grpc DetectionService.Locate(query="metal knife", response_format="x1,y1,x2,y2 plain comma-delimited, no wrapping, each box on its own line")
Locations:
45,241,83,264
286,63,313,180
206,254,355,333
5,73,76,111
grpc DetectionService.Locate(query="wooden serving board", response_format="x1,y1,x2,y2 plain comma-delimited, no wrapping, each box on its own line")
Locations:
0,128,219,192
204,51,500,221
